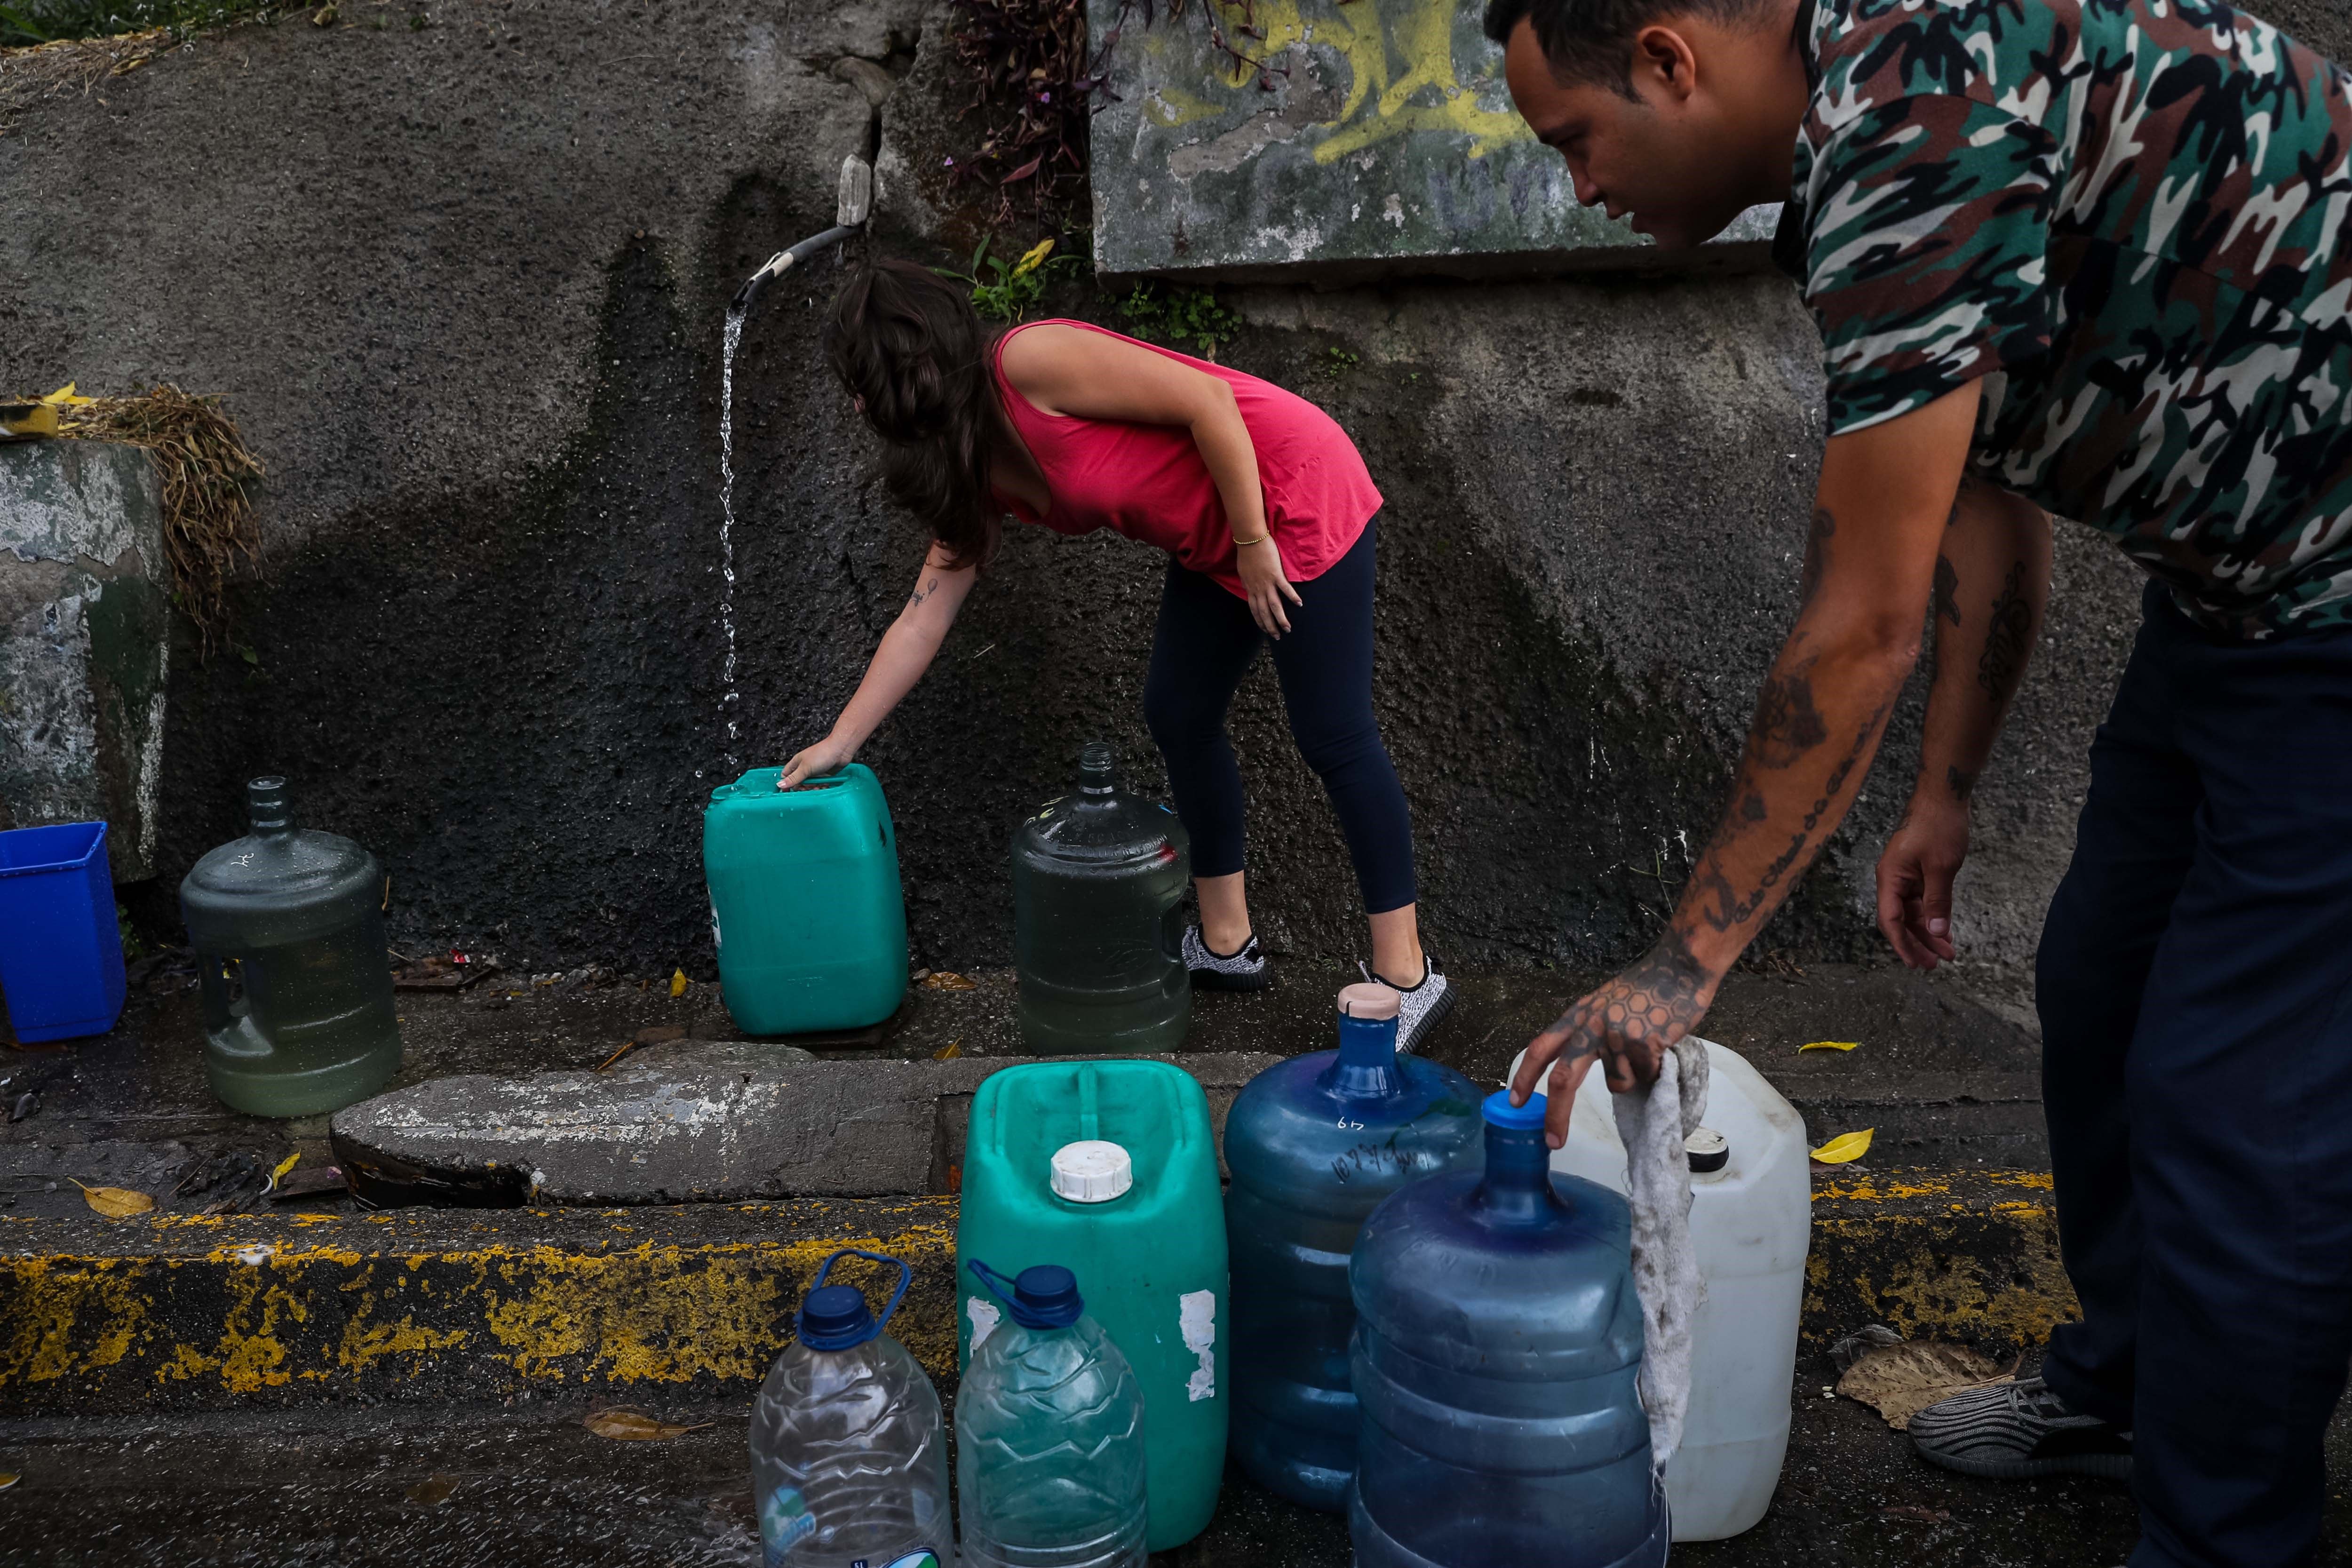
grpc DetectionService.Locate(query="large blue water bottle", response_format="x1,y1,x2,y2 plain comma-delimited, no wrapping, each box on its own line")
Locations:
1348,1090,1669,1567
1223,982,1483,1511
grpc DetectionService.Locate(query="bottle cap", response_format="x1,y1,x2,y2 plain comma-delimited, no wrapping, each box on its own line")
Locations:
1337,982,1401,1020
796,1284,876,1349
1686,1127,1731,1174
1050,1139,1134,1203
1482,1088,1549,1130
967,1259,1084,1329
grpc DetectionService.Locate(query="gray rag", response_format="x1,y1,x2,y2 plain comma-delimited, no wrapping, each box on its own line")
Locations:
1609,1035,1710,1480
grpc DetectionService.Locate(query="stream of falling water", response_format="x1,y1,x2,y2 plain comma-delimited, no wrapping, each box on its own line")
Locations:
718,302,746,766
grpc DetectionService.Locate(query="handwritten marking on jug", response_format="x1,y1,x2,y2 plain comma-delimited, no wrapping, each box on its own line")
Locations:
968,1294,1002,1349
1180,1290,1217,1401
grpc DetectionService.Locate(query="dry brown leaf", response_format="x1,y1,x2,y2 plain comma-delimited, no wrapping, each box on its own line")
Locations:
0,1472,16,1491
933,1039,963,1060
921,971,977,991
1836,1340,2010,1429
405,1473,457,1505
73,1181,155,1219
582,1407,712,1441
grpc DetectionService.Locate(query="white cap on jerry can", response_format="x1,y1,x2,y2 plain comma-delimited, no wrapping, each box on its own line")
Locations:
1050,1139,1135,1203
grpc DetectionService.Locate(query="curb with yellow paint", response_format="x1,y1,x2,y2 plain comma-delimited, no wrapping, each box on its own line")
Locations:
3,1172,2078,1416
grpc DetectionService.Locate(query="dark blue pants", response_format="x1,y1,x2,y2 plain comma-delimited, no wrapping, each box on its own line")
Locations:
1142,518,1416,915
2038,583,2352,1568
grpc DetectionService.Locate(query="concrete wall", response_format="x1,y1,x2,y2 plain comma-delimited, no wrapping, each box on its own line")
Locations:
7,0,2338,979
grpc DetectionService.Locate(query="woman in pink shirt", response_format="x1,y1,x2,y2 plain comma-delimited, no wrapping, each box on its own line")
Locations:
783,262,1447,1048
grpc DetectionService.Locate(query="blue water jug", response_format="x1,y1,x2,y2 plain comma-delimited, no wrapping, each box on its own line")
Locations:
1348,1090,1668,1567
1223,982,1483,1512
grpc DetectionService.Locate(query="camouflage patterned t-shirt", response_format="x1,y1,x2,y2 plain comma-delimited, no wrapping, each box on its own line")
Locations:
1790,0,2352,636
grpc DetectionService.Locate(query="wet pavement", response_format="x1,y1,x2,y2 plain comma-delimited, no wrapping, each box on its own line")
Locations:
0,953,2047,1219
4,1362,2346,1567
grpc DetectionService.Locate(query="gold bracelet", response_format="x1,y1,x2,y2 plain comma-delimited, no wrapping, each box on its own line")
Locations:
1232,531,1270,547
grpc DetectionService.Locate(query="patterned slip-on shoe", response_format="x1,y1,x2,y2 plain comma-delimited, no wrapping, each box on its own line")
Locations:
1183,924,1271,992
1367,950,1454,1056
1909,1376,2132,1481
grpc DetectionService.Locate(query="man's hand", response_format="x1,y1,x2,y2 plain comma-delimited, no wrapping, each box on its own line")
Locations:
1877,793,1969,969
1236,536,1303,637
1510,933,1721,1149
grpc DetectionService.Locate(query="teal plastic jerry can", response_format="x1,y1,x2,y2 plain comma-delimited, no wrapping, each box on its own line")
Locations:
703,763,908,1035
955,1059,1230,1552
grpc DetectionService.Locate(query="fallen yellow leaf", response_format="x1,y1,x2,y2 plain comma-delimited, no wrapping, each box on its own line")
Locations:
1810,1128,1875,1164
39,382,94,407
582,1408,712,1441
921,971,977,991
73,1181,155,1219
262,1151,301,1196
0,1472,16,1490
933,1038,962,1060
1801,1040,1860,1052
669,968,689,998
405,1473,457,1505
1012,237,1055,276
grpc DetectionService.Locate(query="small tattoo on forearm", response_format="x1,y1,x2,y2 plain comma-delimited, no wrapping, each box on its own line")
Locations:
1932,555,1962,627
907,575,939,611
1751,665,1829,768
1947,765,1979,802
1977,562,2033,706
1799,506,1836,605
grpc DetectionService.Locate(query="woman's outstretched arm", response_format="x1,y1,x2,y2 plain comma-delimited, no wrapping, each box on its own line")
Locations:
779,542,978,788
999,322,1303,637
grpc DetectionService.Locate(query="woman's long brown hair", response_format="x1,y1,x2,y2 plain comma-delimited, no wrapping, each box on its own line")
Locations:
824,260,1002,571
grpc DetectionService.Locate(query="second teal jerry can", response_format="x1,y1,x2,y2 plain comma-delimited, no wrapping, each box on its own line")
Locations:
704,763,907,1035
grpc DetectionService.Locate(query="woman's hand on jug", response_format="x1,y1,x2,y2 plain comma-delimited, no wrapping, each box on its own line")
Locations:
1510,932,1720,1147
780,736,855,790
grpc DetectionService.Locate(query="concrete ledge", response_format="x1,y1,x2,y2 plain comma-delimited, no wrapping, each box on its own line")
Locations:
0,1200,956,1417
5,1168,2081,1417
1805,1168,2075,1347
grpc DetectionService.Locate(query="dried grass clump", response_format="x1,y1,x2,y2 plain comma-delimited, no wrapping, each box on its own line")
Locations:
0,28,169,136
38,385,264,654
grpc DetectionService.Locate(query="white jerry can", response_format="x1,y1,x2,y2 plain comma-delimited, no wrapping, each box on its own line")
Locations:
1506,1037,1811,1542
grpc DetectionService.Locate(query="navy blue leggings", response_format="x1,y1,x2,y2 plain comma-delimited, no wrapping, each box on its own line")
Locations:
2038,584,2352,1567
1141,518,1415,915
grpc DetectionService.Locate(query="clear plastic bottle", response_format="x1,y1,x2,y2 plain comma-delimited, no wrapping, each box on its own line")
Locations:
1348,1090,1669,1567
956,1260,1149,1568
178,776,402,1117
749,1249,952,1568
1010,742,1191,1055
1223,983,1484,1512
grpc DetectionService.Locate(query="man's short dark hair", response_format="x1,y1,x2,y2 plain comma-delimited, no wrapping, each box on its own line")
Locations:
1483,0,1776,97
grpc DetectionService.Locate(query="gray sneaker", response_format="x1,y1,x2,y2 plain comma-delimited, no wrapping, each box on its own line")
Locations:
1909,1376,2132,1480
1182,925,1271,992
1367,951,1453,1055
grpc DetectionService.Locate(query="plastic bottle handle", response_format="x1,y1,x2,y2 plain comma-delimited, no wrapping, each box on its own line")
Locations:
810,1248,914,1335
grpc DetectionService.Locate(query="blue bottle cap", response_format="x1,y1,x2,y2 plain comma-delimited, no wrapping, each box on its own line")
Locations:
968,1259,1085,1329
1483,1088,1549,1130
796,1284,877,1350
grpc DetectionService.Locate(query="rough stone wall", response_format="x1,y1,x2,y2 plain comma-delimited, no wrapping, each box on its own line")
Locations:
5,0,2339,979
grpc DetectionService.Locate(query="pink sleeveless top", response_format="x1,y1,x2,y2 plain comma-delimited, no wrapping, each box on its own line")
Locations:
989,320,1382,597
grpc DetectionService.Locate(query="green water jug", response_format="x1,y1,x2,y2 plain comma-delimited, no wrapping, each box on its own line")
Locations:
703,763,907,1036
1011,741,1191,1055
956,1059,1229,1551
179,776,404,1118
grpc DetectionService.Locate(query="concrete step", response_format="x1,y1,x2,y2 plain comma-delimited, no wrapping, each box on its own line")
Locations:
5,1373,2348,1565
1,1172,2071,1419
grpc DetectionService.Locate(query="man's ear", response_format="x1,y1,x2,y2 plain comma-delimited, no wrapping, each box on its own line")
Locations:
1629,23,1701,103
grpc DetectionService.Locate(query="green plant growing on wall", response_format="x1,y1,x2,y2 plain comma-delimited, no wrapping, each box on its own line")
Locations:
1118,282,1242,360
1322,347,1360,378
940,236,1077,324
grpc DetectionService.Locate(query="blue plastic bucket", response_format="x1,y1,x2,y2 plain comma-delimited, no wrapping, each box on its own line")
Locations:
0,821,127,1043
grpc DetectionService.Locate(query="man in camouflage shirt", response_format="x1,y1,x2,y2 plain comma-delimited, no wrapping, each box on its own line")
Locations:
1486,0,2352,1558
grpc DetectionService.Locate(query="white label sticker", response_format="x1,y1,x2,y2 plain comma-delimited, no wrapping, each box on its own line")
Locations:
1179,1289,1217,1402
967,1294,1001,1349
